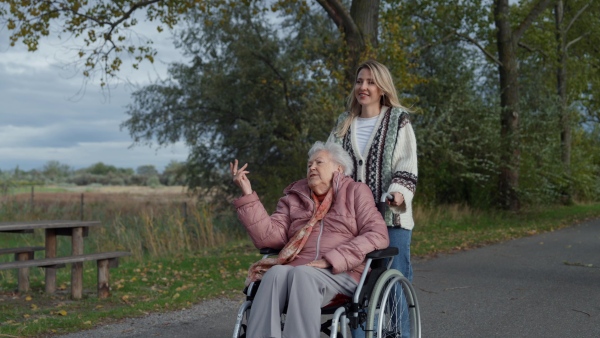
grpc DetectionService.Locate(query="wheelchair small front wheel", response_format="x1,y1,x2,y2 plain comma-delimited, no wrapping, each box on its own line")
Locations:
365,269,421,338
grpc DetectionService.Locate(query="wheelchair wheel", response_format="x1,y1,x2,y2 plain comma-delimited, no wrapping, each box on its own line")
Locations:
232,300,251,338
365,269,421,338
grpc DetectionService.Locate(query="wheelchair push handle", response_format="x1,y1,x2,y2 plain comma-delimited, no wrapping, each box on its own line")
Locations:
377,193,394,217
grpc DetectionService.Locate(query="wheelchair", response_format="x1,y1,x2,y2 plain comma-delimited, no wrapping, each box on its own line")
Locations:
232,196,422,338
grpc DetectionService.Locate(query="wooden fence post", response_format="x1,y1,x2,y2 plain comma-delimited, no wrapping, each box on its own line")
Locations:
97,259,110,298
71,227,84,300
45,229,57,293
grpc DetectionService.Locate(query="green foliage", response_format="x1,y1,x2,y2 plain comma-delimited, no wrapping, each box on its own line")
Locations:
160,160,187,185
84,162,120,176
41,160,72,183
0,0,200,86
122,1,344,208
3,0,600,209
570,126,600,201
512,0,600,204
147,175,161,188
411,38,500,207
136,165,159,176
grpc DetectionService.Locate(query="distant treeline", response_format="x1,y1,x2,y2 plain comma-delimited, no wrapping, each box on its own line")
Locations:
0,160,186,187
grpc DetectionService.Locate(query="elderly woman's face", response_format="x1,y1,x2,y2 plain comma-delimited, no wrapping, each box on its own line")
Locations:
307,150,342,194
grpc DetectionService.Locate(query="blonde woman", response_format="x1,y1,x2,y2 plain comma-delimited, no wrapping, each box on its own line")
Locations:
328,60,418,338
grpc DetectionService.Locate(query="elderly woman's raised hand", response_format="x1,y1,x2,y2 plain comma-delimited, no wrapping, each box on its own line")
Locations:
230,159,253,195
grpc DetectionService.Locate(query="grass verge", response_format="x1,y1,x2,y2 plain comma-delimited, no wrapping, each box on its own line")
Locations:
411,202,600,257
1,202,599,336
0,242,261,337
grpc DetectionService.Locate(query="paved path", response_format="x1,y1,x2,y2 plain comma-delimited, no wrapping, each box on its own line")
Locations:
57,218,600,337
415,218,599,337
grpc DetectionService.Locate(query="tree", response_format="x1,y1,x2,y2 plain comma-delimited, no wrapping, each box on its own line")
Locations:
0,0,197,86
122,2,344,206
85,162,118,176
315,0,379,82
401,0,555,210
136,164,159,176
553,0,599,202
492,0,556,211
509,0,600,204
410,35,501,206
41,160,72,183
1,0,417,202
1,0,388,86
160,160,186,185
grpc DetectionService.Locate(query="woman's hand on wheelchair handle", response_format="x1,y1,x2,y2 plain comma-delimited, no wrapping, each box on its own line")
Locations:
386,192,405,207
230,159,252,195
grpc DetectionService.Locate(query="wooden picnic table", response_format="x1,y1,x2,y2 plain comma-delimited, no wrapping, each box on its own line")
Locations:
0,220,102,298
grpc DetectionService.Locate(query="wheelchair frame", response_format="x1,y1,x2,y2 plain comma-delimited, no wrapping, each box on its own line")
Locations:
233,195,421,338
232,247,421,338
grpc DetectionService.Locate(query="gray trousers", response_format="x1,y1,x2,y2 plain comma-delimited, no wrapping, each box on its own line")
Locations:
247,265,357,338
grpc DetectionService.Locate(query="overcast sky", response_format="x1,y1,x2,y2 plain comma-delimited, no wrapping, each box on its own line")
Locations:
0,21,189,173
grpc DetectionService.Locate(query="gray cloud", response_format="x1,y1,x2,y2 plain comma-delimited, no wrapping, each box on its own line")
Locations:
0,23,189,172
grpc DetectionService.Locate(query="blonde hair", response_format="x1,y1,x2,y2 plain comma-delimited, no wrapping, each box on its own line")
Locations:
335,60,408,137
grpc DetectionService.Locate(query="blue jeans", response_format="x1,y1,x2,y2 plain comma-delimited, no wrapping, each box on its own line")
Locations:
351,227,413,338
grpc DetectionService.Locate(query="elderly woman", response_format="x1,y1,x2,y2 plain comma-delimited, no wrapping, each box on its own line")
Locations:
230,141,389,338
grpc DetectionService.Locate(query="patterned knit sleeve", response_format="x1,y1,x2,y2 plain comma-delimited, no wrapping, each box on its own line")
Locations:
387,111,418,229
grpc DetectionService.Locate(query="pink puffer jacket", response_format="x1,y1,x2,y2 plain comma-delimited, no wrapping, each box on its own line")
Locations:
233,172,389,283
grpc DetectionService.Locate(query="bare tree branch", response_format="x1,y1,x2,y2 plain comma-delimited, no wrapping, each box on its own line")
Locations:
314,0,361,38
513,0,555,41
413,32,454,54
454,31,503,66
565,1,591,33
518,41,549,58
107,0,163,38
566,33,589,51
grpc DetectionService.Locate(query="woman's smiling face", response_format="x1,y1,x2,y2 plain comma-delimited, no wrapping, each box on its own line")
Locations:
354,68,382,109
306,150,341,195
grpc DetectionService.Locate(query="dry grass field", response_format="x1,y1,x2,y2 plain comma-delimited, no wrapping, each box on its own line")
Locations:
1,185,240,260
9,185,193,203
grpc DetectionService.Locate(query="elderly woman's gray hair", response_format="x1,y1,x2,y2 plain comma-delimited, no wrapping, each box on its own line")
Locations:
308,141,354,176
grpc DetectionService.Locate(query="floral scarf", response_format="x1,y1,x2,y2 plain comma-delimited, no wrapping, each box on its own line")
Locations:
244,187,334,286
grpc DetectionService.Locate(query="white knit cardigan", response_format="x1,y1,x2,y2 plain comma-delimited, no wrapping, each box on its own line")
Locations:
328,106,418,230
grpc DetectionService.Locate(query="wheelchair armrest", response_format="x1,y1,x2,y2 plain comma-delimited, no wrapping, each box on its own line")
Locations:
259,248,281,255
366,247,398,259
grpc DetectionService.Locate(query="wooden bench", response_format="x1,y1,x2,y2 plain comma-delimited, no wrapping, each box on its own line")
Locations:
0,251,131,298
0,246,46,292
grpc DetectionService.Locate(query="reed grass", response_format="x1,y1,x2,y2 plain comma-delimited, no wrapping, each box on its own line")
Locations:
0,188,242,262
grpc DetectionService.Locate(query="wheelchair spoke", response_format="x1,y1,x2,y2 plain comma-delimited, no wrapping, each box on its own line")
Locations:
377,276,403,337
366,269,421,338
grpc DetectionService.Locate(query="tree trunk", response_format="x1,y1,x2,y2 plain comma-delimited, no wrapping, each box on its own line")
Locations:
555,0,572,204
350,0,380,49
348,0,380,81
317,0,380,83
494,0,521,211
